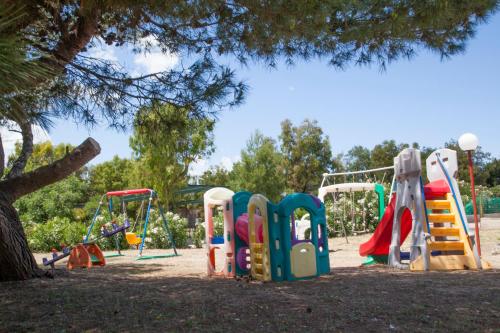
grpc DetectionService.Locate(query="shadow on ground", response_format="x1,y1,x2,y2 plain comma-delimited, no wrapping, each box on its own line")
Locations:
0,265,499,332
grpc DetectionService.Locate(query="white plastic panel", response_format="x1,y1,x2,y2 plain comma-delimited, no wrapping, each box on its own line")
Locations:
426,148,458,182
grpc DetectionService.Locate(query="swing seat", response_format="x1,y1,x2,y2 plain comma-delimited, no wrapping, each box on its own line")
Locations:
126,232,143,245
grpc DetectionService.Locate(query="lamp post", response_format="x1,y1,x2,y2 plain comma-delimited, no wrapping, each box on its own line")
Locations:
458,133,481,256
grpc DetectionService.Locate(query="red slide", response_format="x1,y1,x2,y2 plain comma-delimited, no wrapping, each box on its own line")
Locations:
359,194,412,257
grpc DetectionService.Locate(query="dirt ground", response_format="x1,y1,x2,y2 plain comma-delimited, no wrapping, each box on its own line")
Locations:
1,219,499,332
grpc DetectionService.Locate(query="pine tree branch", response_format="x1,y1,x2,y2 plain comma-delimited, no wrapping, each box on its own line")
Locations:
42,4,100,77
6,118,32,180
0,138,100,202
0,133,4,178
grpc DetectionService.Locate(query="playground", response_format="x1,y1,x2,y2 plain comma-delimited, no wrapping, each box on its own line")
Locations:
0,220,498,332
2,3,500,332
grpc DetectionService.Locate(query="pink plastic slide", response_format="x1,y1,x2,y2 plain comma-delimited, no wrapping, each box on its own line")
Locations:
359,194,412,257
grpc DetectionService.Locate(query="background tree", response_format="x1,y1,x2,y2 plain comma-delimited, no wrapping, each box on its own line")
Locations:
10,142,89,224
88,156,133,196
199,166,233,187
370,140,410,168
280,119,332,192
230,131,285,202
0,0,497,281
129,103,215,207
444,140,492,184
344,146,372,171
485,159,500,187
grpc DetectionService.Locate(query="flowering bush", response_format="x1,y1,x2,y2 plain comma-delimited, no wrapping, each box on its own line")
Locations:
191,209,224,248
140,209,189,249
193,222,205,248
25,217,86,252
325,189,384,237
213,211,224,236
24,209,191,252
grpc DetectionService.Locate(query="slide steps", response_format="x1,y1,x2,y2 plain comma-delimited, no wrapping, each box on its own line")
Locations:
411,195,482,270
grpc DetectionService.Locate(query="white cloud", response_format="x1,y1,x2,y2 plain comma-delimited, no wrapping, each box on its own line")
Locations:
221,155,240,171
189,158,208,177
1,124,51,163
188,155,240,177
87,42,118,62
134,51,179,75
288,85,296,92
133,37,179,75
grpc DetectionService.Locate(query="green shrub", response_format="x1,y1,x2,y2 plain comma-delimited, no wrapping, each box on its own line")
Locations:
324,189,383,237
163,211,189,248
213,212,224,236
137,209,189,249
26,217,86,252
193,222,205,248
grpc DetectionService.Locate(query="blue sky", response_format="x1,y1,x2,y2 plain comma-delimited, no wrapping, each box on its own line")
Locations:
37,13,500,173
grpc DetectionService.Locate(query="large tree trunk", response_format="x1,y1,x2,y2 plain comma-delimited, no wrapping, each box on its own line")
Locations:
0,138,100,281
0,193,41,280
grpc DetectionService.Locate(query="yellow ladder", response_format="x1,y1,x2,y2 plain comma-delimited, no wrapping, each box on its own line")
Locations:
250,243,265,280
411,194,484,270
248,194,272,281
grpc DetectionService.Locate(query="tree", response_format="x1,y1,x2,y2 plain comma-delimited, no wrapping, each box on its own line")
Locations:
88,156,133,196
231,131,285,202
280,119,332,192
370,140,410,169
10,141,89,224
444,140,492,185
129,103,215,207
199,166,233,187
485,159,500,187
345,146,371,171
0,0,497,280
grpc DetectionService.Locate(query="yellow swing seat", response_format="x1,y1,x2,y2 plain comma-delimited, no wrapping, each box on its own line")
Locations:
125,232,143,246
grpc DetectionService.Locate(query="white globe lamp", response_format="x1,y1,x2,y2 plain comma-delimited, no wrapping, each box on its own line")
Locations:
458,133,479,151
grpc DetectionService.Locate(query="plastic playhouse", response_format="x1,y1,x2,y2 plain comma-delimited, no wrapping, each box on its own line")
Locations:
204,188,330,281
358,148,490,271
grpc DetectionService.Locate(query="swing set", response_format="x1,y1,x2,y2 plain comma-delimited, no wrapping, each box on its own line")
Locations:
318,166,394,242
84,188,178,260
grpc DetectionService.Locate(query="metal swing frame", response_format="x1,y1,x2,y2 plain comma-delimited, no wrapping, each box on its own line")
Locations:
84,188,179,260
318,166,392,242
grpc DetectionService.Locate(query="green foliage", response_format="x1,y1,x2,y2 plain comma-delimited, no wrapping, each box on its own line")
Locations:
345,146,372,171
370,140,412,169
8,1,496,130
130,103,215,207
445,140,492,184
325,190,382,237
485,159,500,187
230,131,286,202
280,119,332,193
8,141,73,172
213,212,224,237
10,141,89,224
88,156,133,195
200,166,232,186
15,174,89,224
0,3,51,118
193,222,205,248
24,217,86,252
163,212,189,249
